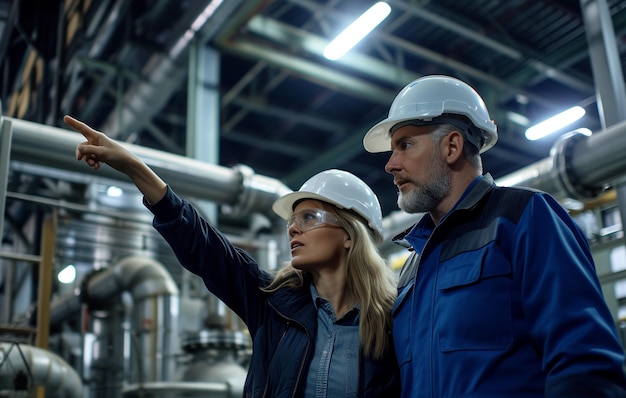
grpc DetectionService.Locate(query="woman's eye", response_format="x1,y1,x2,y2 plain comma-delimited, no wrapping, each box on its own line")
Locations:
301,212,317,222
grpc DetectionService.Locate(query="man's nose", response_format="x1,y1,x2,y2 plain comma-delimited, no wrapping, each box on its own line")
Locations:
384,151,400,174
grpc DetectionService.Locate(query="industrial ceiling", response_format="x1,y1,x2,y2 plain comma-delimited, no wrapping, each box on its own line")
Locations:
2,0,626,219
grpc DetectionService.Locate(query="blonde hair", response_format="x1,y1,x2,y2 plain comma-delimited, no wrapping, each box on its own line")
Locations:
262,206,397,360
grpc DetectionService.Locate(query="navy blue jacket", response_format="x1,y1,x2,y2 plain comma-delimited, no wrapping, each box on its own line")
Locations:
146,187,401,397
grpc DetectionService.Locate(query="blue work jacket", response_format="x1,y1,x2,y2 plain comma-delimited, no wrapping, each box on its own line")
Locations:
145,187,401,398
393,174,626,397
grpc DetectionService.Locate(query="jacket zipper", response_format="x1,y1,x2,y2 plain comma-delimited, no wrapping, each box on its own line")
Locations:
263,303,312,398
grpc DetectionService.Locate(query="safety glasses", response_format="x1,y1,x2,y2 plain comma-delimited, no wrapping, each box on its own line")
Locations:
287,209,342,232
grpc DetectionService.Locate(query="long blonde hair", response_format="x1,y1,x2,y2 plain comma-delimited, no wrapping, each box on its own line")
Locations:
262,206,397,360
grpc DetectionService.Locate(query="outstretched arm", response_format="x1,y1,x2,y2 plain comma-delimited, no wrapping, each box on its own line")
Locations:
64,115,167,204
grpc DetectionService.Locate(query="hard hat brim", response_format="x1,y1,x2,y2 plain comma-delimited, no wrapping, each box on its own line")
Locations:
363,117,407,153
272,191,347,221
364,115,498,154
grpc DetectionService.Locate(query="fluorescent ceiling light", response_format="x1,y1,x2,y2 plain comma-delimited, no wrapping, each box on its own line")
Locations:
525,106,586,141
323,2,391,60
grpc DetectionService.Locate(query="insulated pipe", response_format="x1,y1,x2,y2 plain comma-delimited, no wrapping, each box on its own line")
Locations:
4,117,292,217
85,256,179,301
50,256,178,324
0,342,83,397
48,292,83,328
496,121,626,198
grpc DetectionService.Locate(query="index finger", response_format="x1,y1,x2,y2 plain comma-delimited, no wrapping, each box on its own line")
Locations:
63,115,99,139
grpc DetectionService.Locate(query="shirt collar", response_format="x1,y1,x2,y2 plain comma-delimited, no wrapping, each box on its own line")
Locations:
309,281,360,313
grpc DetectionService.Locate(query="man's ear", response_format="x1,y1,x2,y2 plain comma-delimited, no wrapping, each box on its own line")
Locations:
443,131,464,164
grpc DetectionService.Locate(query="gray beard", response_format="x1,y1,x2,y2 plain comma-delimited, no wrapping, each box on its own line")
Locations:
397,162,451,214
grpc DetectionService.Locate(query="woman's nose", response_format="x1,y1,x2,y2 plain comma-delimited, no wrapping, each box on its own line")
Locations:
287,222,300,237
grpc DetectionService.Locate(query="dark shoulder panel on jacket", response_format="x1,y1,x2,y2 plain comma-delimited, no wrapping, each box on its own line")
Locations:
487,185,537,223
439,186,537,262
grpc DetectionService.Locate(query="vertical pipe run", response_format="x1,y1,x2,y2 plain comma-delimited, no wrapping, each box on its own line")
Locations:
0,119,13,252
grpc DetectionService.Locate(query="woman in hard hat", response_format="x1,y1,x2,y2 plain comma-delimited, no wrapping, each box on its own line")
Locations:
64,115,400,397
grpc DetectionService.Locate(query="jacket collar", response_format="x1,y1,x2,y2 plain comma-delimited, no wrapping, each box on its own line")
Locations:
268,276,318,329
453,173,495,212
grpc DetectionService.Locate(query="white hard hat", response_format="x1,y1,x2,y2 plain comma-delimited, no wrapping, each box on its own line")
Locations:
363,75,498,154
272,169,383,242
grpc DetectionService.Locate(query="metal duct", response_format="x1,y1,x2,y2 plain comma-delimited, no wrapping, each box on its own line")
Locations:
50,256,178,325
85,256,178,301
0,342,84,397
3,117,292,217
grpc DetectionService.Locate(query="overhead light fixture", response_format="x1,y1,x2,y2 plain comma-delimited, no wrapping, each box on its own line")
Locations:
106,185,123,197
58,264,77,284
323,2,391,61
525,106,586,141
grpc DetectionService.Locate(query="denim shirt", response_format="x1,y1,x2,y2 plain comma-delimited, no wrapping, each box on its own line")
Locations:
304,282,360,398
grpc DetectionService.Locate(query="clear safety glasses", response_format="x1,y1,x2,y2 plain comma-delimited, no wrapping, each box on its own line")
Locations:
287,209,343,232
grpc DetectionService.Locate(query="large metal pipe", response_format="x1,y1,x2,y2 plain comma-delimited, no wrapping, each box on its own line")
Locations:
3,117,292,217
0,342,84,397
85,255,179,301
496,122,626,198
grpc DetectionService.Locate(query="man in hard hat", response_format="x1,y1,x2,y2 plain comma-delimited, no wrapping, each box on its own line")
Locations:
363,75,626,397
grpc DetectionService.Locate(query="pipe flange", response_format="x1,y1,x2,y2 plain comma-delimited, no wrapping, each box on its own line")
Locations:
550,130,604,200
222,164,256,218
182,329,249,352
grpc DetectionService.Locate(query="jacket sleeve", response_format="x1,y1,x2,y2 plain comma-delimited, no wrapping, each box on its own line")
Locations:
144,186,270,333
513,192,626,396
